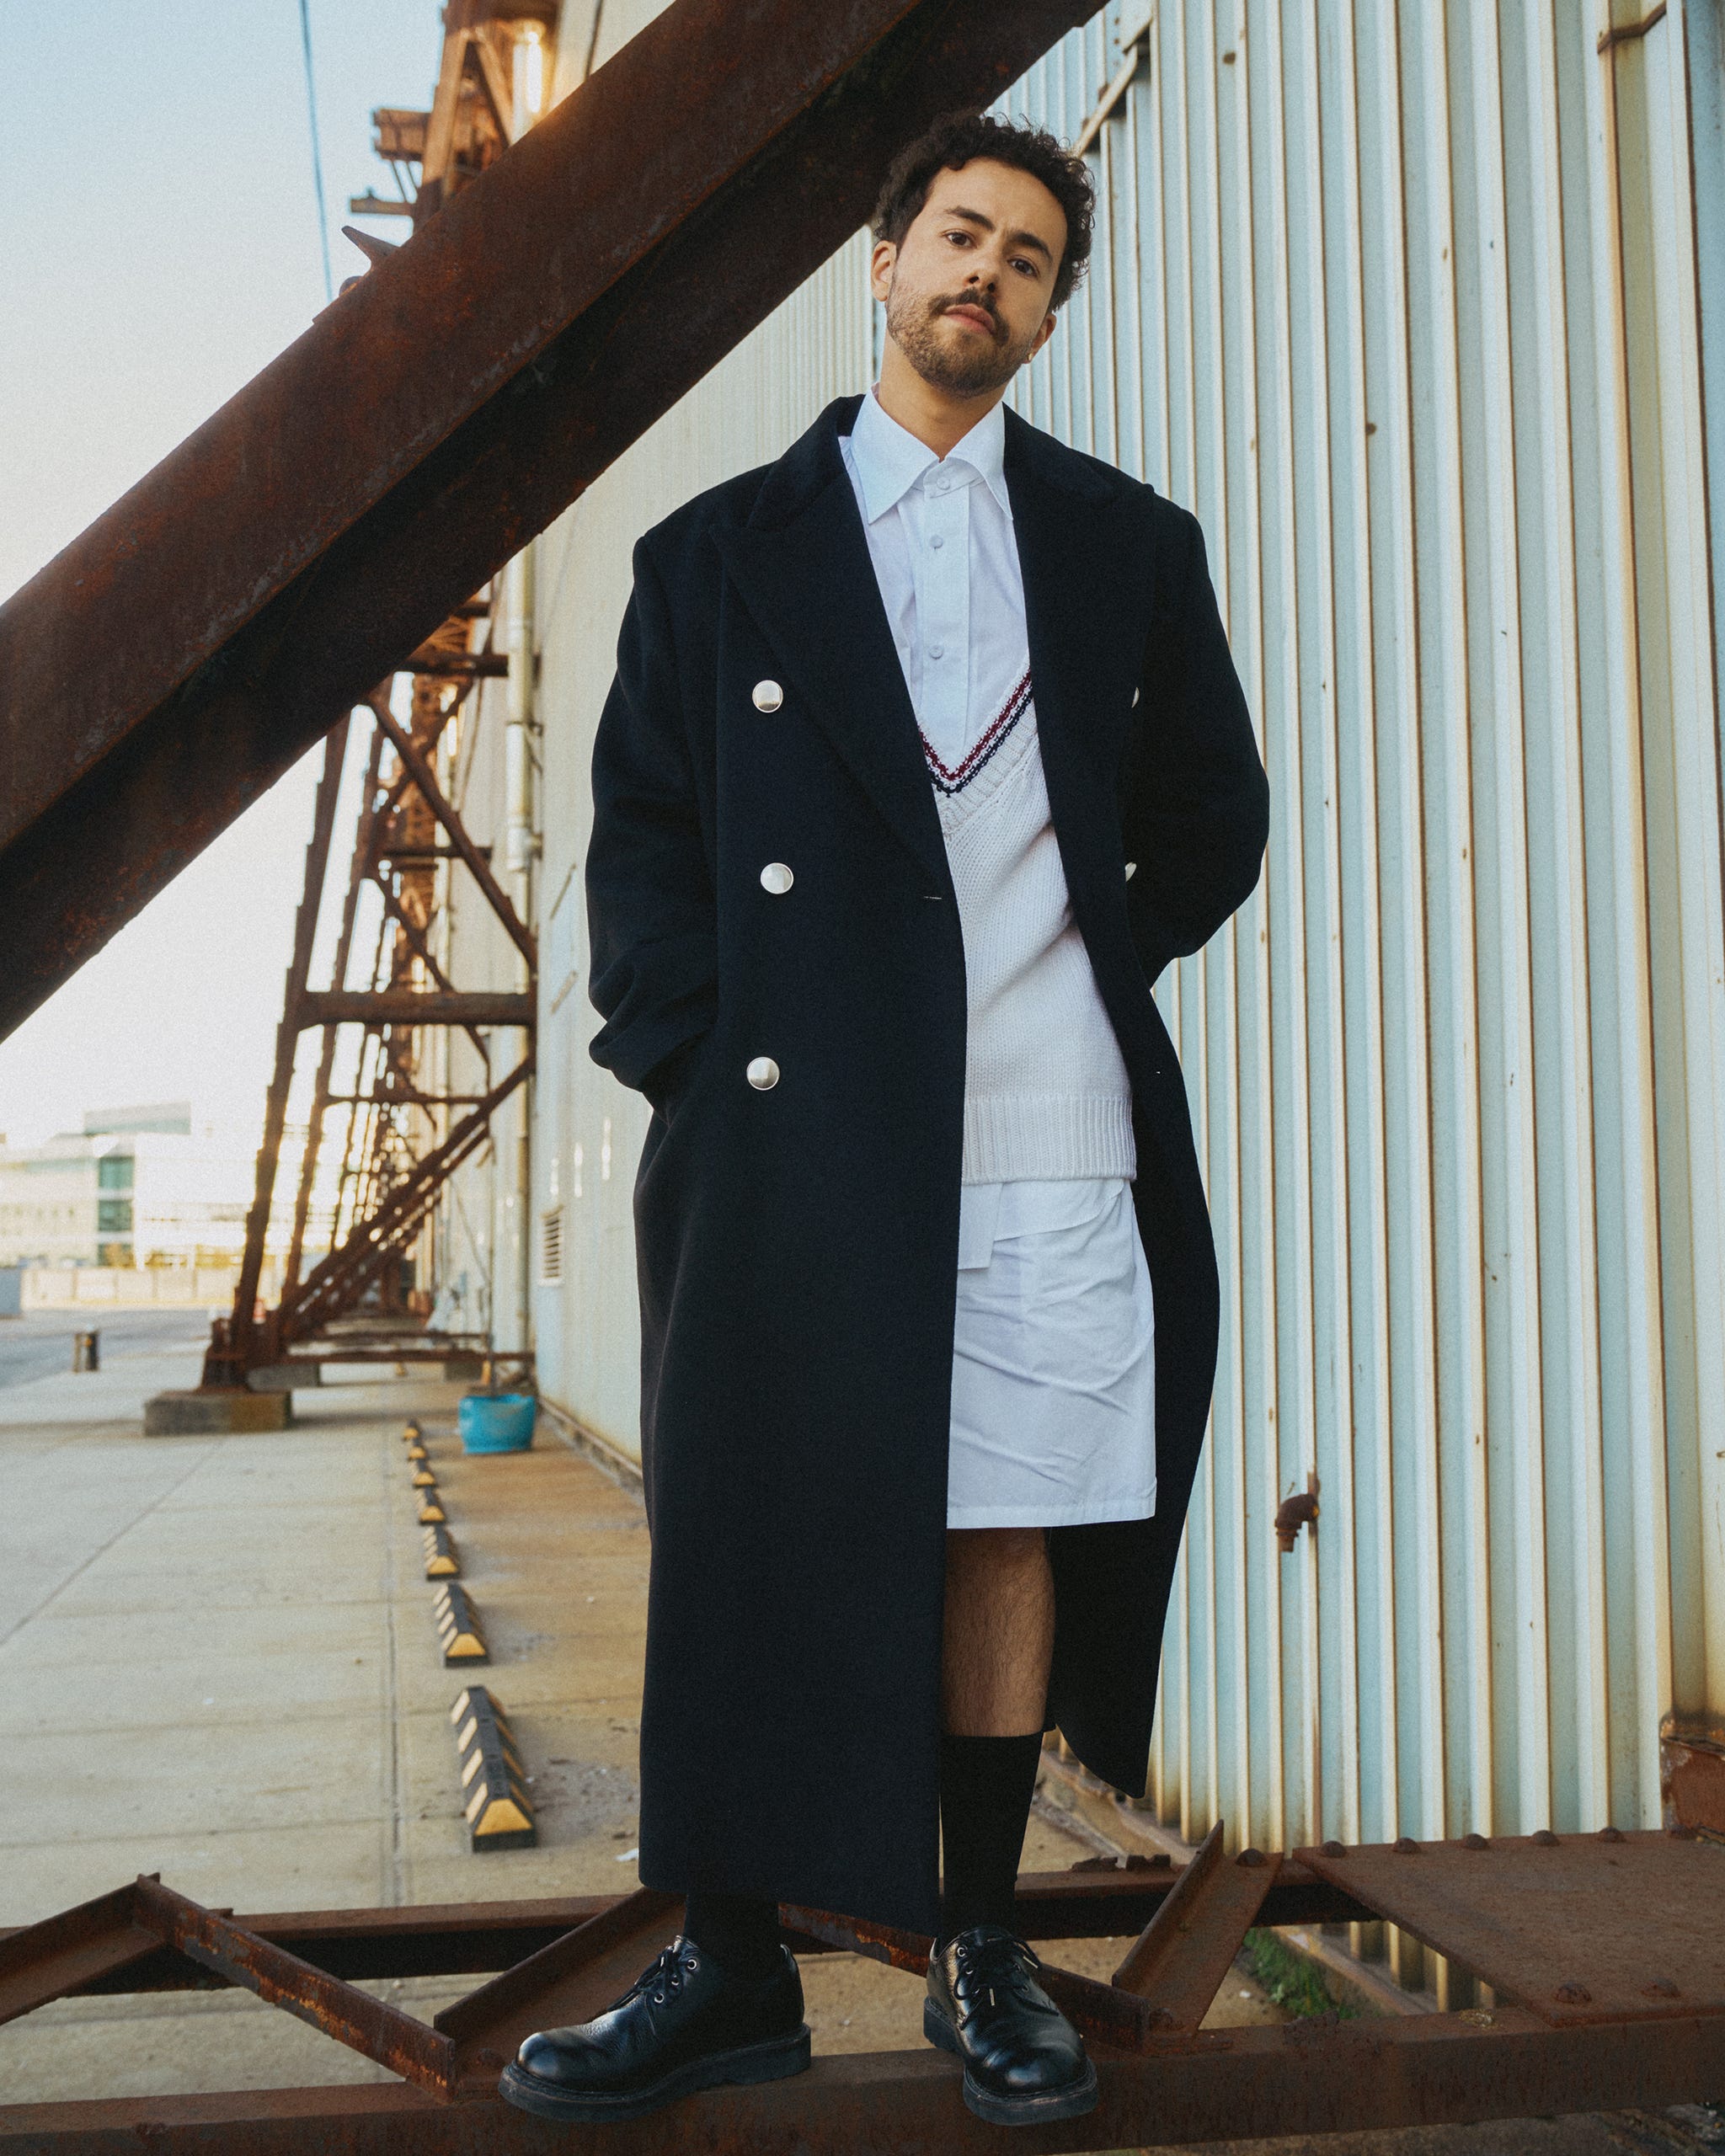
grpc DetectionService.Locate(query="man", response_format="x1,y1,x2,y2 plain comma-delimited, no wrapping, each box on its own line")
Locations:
502,112,1267,2128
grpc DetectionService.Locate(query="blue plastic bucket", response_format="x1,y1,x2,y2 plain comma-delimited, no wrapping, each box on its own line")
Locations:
459,1392,537,1454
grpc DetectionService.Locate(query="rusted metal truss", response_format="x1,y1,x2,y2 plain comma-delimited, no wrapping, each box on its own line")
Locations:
0,0,1096,1040
3,1831,1722,2150
204,671,533,1385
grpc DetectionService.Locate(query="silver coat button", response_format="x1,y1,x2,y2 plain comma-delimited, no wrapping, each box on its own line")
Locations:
1124,862,1138,881
746,1056,780,1091
1131,686,1140,707
760,862,793,895
752,679,783,712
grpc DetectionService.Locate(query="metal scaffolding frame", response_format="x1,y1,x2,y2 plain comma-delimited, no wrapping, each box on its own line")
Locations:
203,3,546,1386
3,1833,1722,2149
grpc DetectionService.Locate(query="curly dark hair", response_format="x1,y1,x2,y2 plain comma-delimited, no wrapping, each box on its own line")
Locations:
871,112,1095,310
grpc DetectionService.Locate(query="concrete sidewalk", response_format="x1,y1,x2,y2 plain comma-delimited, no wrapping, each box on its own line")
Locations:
0,1355,657,2098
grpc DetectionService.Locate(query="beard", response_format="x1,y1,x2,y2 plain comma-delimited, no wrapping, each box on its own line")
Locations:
884,280,1038,397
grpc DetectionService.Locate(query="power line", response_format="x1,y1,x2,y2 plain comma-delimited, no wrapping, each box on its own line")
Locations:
296,0,334,302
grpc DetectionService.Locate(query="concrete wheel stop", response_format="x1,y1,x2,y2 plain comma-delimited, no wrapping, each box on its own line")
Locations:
144,1386,292,1435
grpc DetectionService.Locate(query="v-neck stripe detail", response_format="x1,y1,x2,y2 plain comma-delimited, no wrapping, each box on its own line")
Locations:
920,668,1033,797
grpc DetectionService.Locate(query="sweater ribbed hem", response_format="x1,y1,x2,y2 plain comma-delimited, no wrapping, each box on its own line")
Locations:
961,1093,1137,1186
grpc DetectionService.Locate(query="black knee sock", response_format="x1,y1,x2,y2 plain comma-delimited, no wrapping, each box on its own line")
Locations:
937,1730,1044,1945
682,1890,782,1981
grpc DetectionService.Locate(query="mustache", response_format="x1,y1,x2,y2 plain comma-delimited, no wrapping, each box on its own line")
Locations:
932,291,1002,335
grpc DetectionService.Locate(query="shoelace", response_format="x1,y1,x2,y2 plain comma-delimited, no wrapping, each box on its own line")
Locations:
618,1942,700,2011
953,1935,1042,2015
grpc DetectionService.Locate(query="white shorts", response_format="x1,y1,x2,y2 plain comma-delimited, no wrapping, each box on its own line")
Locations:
945,1177,1156,1530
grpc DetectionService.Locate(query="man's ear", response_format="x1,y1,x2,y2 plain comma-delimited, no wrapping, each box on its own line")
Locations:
1030,309,1059,361
869,238,898,305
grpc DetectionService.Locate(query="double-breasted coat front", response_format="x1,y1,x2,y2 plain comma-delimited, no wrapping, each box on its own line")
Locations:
585,395,1268,1934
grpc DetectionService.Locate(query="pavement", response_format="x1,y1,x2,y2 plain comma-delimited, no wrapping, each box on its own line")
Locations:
0,1305,213,1392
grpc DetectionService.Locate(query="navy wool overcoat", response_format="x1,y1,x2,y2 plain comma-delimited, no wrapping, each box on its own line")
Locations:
585,396,1268,1934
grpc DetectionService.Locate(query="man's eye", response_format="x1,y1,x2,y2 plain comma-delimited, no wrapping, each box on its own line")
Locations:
1012,259,1036,275
945,230,971,244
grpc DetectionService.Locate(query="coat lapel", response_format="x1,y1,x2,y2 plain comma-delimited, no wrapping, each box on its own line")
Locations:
713,400,950,894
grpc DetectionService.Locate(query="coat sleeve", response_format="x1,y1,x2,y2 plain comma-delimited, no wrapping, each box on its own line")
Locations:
585,536,718,1107
1121,506,1268,982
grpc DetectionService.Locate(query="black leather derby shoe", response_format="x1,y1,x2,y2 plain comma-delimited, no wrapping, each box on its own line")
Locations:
925,1924,1098,2125
499,1936,809,2122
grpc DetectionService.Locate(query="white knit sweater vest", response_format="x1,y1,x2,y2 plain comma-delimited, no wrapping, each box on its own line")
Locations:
930,692,1136,1185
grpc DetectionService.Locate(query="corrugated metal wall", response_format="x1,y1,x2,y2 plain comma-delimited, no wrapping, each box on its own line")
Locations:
526,0,1725,1869
995,0,1725,1854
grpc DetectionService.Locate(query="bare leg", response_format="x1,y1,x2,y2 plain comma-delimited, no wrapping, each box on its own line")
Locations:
941,1526,1054,1737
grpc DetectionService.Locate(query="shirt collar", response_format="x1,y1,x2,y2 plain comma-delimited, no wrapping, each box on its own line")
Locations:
846,387,1011,521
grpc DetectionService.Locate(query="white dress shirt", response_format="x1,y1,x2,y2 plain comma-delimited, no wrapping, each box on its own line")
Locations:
839,387,1028,774
841,388,1156,1529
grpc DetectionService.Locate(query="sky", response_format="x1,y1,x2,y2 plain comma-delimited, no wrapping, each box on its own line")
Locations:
0,2,444,1148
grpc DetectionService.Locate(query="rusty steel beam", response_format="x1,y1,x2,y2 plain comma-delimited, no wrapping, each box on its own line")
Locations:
0,1884,163,2027
284,728,385,1295
131,1878,457,2099
403,651,509,676
0,1870,1370,2002
226,719,352,1356
296,990,534,1028
6,2011,1725,2153
9,1849,1724,2150
1110,1833,1280,2035
368,698,535,969
278,1054,531,1342
0,0,1097,1039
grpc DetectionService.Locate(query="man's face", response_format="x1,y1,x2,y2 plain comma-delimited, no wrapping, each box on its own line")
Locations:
871,158,1065,398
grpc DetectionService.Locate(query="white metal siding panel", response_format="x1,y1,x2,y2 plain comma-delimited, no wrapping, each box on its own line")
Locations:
991,0,1725,1845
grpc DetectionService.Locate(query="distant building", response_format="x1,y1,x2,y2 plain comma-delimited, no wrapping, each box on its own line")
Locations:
0,1105,305,1269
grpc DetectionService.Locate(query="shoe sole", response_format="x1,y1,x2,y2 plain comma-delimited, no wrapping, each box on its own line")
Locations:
923,1998,1100,2126
499,2024,811,2123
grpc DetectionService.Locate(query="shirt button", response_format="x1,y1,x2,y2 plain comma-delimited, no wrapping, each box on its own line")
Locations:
760,862,793,895
932,477,950,494
929,644,945,660
752,679,783,712
746,1057,780,1091
930,535,944,549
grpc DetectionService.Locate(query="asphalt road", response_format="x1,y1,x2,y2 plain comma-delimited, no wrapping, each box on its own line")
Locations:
0,1307,215,1390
